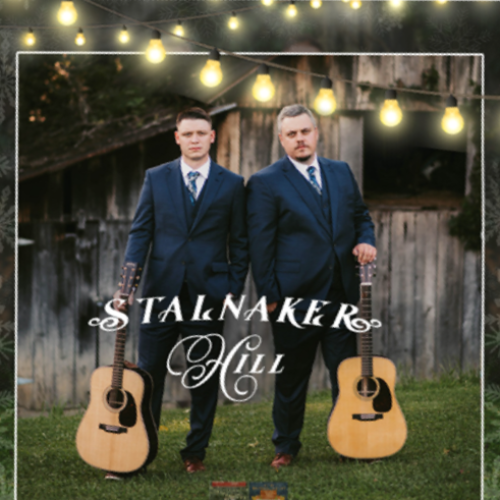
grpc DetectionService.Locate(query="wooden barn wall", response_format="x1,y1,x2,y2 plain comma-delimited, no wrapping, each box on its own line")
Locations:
17,210,480,411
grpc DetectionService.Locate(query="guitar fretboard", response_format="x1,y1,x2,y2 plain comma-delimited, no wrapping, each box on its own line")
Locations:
359,283,373,377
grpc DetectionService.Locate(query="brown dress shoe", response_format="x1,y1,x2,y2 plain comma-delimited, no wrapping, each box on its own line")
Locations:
184,457,206,473
271,452,293,469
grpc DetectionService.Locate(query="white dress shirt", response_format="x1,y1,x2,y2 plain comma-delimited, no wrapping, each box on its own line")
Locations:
180,157,211,199
287,154,322,189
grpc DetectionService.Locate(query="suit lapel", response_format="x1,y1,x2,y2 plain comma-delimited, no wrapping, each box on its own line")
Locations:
281,158,331,235
190,161,225,234
165,159,188,233
319,157,339,238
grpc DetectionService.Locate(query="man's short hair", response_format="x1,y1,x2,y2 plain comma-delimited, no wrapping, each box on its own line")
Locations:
277,104,317,134
176,107,212,127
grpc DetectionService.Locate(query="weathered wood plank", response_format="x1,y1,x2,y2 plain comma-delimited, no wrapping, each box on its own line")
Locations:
413,212,439,378
461,250,481,370
339,115,364,191
435,211,464,372
388,212,416,374
216,110,241,175
370,210,391,357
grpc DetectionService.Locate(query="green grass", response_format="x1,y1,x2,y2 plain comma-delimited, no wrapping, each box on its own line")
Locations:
18,375,480,500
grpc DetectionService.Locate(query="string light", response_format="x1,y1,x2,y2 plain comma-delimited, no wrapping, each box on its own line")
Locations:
441,95,464,134
145,29,166,64
24,28,36,47
57,1,78,26
75,27,86,46
200,49,223,87
173,21,184,37
350,0,362,9
252,64,275,102
380,89,403,127
228,12,239,30
118,25,129,44
314,77,336,116
311,0,322,8
262,0,274,5
286,1,298,17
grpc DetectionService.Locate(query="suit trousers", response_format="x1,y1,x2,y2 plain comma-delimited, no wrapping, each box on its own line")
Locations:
270,285,357,457
138,285,223,461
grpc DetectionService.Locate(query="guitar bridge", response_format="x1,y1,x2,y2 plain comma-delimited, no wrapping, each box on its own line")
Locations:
99,423,128,434
352,413,383,421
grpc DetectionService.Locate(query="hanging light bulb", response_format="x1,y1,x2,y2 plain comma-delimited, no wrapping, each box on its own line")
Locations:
145,30,166,64
252,64,276,103
311,0,322,8
57,1,78,26
390,0,403,7
342,0,350,2
262,0,274,5
380,89,403,127
24,28,36,47
118,25,129,44
350,0,362,9
441,95,464,135
314,77,337,116
228,12,239,30
200,49,223,88
286,1,298,17
173,21,184,37
75,27,86,46
436,0,447,3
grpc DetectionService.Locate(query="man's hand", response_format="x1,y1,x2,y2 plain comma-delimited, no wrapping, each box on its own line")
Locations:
113,289,134,312
267,302,278,314
352,243,377,265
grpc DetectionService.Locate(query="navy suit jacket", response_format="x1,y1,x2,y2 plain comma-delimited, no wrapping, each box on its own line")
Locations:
124,158,248,310
246,156,375,308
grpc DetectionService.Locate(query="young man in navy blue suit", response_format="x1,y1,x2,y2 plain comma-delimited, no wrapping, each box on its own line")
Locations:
114,108,248,475
246,104,376,469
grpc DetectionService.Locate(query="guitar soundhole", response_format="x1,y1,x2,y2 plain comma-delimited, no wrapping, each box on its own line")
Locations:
356,377,379,399
106,388,127,411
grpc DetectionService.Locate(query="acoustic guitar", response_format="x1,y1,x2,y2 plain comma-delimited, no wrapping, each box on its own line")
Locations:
76,262,158,473
327,261,407,459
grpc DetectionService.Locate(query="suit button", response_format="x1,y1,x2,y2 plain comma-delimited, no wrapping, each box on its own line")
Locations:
181,261,185,265
329,265,333,270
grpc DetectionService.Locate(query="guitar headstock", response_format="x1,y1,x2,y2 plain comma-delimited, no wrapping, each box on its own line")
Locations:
357,260,377,285
118,262,141,298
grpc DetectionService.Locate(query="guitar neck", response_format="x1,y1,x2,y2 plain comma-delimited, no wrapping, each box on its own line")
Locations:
359,283,373,377
111,310,127,389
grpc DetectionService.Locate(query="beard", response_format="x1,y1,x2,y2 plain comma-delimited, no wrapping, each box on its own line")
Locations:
294,152,313,163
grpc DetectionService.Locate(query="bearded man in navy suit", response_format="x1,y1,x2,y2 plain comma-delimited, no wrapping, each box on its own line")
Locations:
246,104,376,469
114,108,248,475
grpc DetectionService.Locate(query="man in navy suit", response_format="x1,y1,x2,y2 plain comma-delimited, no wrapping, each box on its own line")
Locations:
115,108,248,474
246,104,376,469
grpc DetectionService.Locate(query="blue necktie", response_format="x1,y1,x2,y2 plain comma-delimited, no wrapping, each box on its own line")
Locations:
187,171,200,205
307,166,322,196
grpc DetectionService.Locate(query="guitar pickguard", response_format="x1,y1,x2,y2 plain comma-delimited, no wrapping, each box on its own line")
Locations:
372,377,392,413
119,391,137,427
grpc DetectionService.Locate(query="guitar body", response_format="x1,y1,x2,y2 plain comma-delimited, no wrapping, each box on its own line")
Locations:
328,356,407,459
76,366,158,473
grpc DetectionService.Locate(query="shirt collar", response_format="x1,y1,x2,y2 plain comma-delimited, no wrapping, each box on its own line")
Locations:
287,154,319,175
180,156,211,179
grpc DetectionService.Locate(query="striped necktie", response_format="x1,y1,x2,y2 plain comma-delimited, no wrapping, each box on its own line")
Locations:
187,171,200,205
307,166,322,196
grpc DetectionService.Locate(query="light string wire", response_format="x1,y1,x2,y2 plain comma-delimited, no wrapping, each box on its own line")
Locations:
10,0,500,102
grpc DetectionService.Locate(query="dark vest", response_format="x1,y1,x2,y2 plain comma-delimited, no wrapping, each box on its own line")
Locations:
180,171,208,230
